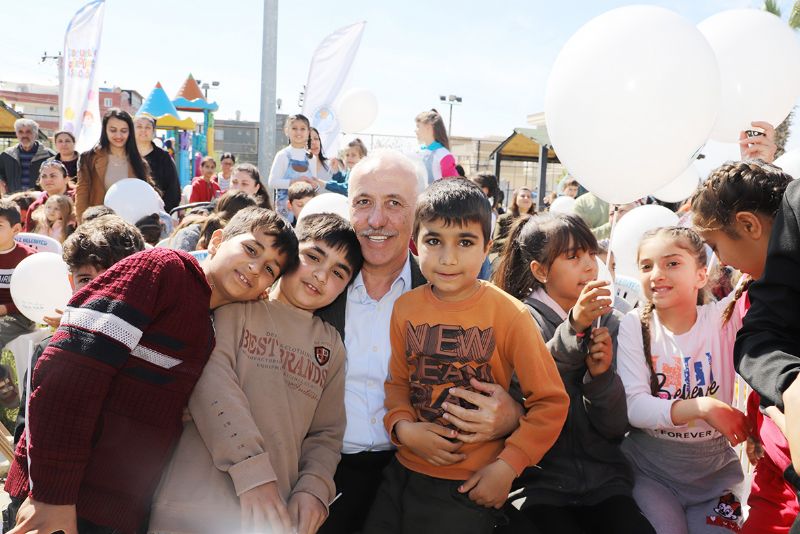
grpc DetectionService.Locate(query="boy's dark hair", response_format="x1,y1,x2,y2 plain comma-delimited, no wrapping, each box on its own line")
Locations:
564,178,580,188
470,173,499,203
134,213,162,246
413,178,491,245
0,199,22,227
214,190,258,220
288,182,315,203
6,192,38,213
63,215,146,271
81,205,116,223
222,207,300,274
295,213,363,281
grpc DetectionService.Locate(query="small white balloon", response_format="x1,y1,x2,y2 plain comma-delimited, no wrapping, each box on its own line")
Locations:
104,178,164,225
774,148,800,180
545,5,720,204
654,166,702,203
10,252,72,324
336,88,378,133
297,193,350,222
549,196,576,214
610,204,679,278
699,9,800,142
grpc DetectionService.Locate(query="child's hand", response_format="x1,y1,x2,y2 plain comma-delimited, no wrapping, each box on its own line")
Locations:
8,498,77,534
585,327,613,378
288,491,326,534
699,397,749,446
394,420,466,466
239,481,292,534
330,159,340,173
0,304,8,317
458,459,516,509
571,280,613,332
43,308,63,329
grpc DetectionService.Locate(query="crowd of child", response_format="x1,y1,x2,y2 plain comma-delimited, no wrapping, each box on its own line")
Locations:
0,109,797,534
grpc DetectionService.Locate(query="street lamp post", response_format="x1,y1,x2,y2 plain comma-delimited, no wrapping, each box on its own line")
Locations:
438,94,462,136
196,80,220,100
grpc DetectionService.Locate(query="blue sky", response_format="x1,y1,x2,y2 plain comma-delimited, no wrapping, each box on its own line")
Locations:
4,0,776,142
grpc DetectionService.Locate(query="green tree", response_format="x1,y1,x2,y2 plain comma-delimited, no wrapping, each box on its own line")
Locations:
764,0,800,156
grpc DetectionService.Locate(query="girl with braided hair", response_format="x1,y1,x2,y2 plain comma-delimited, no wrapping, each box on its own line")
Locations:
617,226,749,534
692,160,796,534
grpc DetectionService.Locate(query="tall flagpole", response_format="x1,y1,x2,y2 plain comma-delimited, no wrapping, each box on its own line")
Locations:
258,0,278,187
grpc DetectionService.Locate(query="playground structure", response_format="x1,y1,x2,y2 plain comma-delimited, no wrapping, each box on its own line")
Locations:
136,74,218,187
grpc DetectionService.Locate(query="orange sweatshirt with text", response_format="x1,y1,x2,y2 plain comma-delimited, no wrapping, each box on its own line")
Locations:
385,281,569,480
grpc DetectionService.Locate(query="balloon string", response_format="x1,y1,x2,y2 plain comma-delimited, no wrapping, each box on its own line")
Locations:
597,206,619,329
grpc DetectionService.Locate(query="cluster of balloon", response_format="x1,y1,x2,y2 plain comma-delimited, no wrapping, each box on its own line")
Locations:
104,178,164,225
545,5,720,205
336,88,378,133
298,193,350,222
699,9,800,143
547,6,800,291
10,253,73,324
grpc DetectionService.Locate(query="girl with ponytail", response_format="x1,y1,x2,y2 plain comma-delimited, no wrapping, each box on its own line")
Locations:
691,160,795,534
494,213,654,533
617,225,749,533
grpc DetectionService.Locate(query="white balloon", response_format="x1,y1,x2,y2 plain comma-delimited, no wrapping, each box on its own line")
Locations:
545,5,720,204
774,148,800,180
654,166,702,203
610,204,679,278
297,193,350,222
104,178,164,225
10,252,72,324
699,9,800,143
336,88,378,133
549,196,576,214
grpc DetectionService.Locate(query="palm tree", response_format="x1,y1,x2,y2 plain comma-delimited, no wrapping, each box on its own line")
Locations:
764,0,800,157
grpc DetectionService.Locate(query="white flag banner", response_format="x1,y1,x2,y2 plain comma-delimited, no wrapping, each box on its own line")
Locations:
302,21,366,156
60,0,106,152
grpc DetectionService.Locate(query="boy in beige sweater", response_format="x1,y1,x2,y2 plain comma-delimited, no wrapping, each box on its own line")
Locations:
149,213,363,534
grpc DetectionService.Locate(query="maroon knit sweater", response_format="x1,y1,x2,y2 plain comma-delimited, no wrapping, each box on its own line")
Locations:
5,248,215,533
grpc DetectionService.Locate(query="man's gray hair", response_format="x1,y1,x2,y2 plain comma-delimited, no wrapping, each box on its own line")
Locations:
350,148,426,196
14,118,39,136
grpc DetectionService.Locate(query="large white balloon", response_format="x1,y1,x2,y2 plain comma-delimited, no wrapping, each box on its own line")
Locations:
10,252,72,324
774,148,800,180
104,178,164,225
654,165,702,203
297,193,350,222
699,9,800,143
545,5,720,204
610,204,679,278
549,195,576,214
336,88,378,133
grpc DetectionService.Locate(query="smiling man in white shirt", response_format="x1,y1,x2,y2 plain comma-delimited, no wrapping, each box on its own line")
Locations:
317,150,523,534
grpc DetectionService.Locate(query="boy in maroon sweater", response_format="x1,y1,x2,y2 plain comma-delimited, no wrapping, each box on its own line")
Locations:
0,199,36,350
6,207,299,534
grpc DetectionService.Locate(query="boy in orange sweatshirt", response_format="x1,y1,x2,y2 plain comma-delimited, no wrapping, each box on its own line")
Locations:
364,178,569,533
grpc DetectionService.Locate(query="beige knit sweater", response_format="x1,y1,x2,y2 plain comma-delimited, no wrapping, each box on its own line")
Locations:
149,299,346,534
